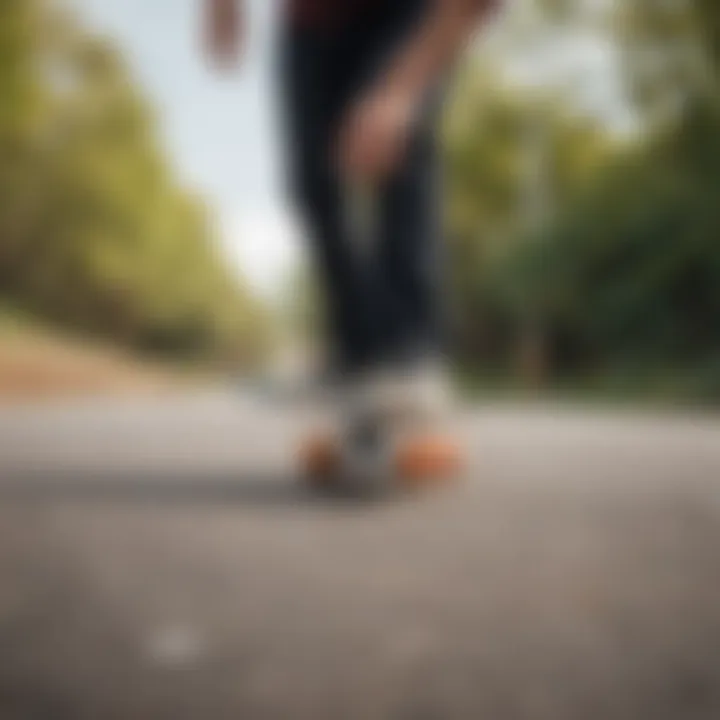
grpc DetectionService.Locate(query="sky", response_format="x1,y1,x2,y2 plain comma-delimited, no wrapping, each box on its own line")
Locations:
66,0,628,299
67,0,301,298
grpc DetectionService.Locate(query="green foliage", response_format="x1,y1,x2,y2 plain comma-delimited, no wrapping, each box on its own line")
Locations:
0,0,269,365
444,0,720,402
529,105,719,369
443,68,615,366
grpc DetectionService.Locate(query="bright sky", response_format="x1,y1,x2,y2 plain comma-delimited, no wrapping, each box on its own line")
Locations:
66,0,628,299
67,0,301,299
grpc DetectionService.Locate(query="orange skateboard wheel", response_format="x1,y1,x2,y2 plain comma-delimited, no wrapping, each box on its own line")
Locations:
299,434,340,487
300,431,463,493
395,435,464,488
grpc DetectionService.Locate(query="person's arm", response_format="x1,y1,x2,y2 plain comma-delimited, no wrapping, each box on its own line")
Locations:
339,0,499,181
386,0,498,101
203,0,245,69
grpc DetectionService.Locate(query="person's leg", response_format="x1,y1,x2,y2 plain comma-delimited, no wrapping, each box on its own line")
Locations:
345,1,452,430
278,27,374,375
375,94,445,368
326,0,445,372
293,5,458,486
279,1,446,377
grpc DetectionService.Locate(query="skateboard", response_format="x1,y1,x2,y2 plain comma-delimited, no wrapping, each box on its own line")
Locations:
299,411,463,496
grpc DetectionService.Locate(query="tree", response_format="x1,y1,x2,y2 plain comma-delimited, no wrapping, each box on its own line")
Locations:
0,0,270,366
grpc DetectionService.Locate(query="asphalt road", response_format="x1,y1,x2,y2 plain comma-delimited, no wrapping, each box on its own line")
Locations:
0,391,719,720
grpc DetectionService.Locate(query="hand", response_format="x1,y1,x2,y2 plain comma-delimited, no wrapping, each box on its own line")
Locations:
203,0,243,70
337,83,419,183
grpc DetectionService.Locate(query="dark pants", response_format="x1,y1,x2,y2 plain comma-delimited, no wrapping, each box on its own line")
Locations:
279,0,445,374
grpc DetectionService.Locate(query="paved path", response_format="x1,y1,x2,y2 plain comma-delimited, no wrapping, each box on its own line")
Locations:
1,391,719,719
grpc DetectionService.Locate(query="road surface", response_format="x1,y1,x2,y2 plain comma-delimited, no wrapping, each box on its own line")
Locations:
0,391,719,719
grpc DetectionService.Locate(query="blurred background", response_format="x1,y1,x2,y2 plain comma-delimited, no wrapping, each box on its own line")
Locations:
2,2,720,719
1,0,719,404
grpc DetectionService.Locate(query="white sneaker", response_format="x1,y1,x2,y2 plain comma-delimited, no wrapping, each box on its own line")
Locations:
367,361,452,422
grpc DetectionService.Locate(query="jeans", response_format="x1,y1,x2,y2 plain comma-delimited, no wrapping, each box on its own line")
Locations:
279,0,445,374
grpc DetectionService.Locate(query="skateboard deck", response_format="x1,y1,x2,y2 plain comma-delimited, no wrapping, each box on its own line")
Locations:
299,430,463,495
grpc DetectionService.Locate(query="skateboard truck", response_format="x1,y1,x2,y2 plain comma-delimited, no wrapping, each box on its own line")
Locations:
299,428,463,495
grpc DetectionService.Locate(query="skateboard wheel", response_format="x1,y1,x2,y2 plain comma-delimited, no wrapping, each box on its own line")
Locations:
300,431,463,494
395,435,463,487
299,434,340,487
